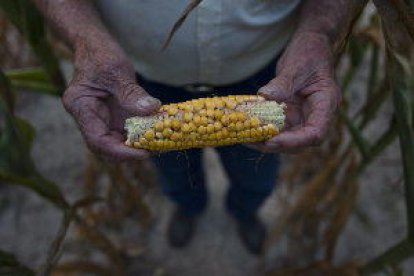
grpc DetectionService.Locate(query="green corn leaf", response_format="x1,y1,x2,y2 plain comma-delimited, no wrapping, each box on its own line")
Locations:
342,34,371,90
357,118,398,174
0,249,35,276
0,70,68,209
6,67,61,95
362,1,414,273
5,68,51,83
340,110,371,160
356,79,391,128
361,239,414,275
367,45,380,97
0,69,15,113
0,0,65,94
368,118,398,162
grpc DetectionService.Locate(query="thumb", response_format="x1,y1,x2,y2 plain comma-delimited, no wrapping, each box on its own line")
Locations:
258,75,293,102
116,81,161,116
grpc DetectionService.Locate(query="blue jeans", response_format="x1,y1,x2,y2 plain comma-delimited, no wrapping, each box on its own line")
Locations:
137,57,280,222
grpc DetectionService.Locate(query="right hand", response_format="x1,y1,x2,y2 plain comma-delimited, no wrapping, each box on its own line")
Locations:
63,39,161,162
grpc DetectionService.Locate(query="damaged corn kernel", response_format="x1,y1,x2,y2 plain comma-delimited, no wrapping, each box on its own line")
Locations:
125,95,285,151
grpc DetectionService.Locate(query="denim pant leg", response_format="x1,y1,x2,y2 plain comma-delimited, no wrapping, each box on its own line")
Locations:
152,150,208,216
215,145,280,221
137,54,279,218
138,77,208,217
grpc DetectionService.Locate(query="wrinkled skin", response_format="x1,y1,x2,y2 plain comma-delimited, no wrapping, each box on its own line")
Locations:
62,39,161,162
248,32,341,153
33,0,351,160
64,32,340,160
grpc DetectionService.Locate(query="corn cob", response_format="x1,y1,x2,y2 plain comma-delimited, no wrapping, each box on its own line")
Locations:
125,95,285,151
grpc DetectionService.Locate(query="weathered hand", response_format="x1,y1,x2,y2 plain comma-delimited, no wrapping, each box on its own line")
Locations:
251,32,340,153
63,40,161,161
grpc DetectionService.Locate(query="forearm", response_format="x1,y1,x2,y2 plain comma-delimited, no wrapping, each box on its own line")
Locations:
33,0,116,50
295,0,369,54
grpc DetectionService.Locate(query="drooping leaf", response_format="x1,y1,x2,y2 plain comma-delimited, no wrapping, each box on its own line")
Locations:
361,239,414,275
356,79,391,128
0,70,68,209
341,35,370,90
6,67,60,95
161,0,202,50
340,110,370,160
0,0,65,93
0,69,15,113
362,0,414,273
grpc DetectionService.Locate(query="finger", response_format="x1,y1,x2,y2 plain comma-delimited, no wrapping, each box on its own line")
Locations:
115,81,161,116
257,74,293,102
72,99,151,162
266,93,334,151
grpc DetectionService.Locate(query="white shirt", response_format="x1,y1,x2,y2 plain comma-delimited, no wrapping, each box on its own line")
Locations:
96,0,301,86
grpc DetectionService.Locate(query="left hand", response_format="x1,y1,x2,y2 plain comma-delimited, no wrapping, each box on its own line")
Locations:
248,32,341,153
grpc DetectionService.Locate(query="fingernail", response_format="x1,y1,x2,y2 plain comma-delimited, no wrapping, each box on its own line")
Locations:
137,97,161,109
258,86,273,96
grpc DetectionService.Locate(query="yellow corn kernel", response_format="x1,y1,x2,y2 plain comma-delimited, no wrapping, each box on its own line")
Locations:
172,119,181,130
144,130,155,141
236,112,247,121
133,141,141,148
229,112,239,123
201,116,209,126
167,106,178,116
193,101,204,111
183,112,194,122
198,125,207,135
213,121,223,131
213,98,225,109
214,109,224,119
125,95,285,151
206,109,215,117
181,123,191,133
221,115,230,126
155,121,164,132
206,124,215,134
139,137,148,145
243,120,251,129
171,132,183,141
183,104,194,112
208,133,217,140
225,99,237,109
267,124,278,136
189,133,198,141
193,115,202,126
235,121,244,131
198,108,207,116
163,119,172,129
251,128,259,137
250,116,261,127
162,128,173,138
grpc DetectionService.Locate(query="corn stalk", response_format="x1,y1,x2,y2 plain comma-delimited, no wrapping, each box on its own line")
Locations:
361,0,414,273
